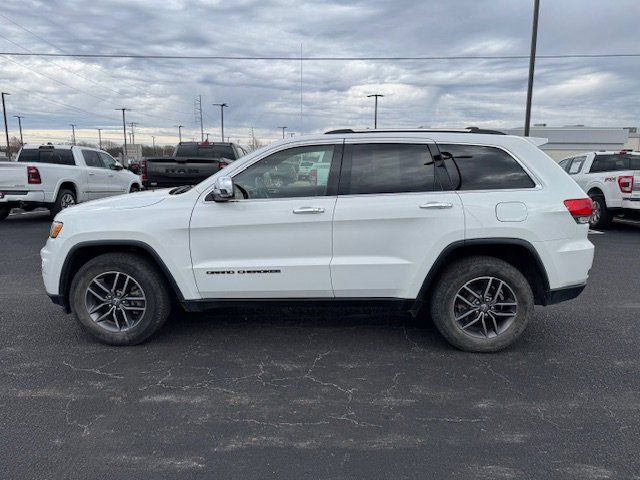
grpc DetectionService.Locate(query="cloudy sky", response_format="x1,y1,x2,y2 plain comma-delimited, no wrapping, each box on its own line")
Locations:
1,0,639,148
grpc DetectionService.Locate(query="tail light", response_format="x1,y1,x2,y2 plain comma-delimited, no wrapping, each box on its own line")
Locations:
218,160,228,169
309,169,317,185
27,166,41,184
564,198,593,224
140,160,147,183
618,175,634,193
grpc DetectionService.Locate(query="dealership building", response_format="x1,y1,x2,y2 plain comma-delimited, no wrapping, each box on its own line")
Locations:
502,125,633,161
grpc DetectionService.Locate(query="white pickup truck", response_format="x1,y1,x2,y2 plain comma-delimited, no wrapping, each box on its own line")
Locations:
0,144,142,220
559,150,640,229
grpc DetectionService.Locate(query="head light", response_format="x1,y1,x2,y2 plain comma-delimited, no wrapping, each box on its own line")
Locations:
50,221,63,238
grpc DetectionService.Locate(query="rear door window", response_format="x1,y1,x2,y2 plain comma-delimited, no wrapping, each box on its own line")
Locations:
340,143,437,195
18,148,76,165
589,154,629,173
82,150,104,168
437,144,535,191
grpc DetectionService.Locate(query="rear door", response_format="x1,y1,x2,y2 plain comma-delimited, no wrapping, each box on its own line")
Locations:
330,140,464,299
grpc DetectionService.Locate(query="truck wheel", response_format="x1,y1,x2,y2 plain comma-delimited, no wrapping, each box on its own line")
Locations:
0,207,10,221
588,193,612,230
69,253,171,346
430,256,534,353
49,188,76,219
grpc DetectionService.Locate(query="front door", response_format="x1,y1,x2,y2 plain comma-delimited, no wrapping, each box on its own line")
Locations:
81,149,109,200
189,143,342,298
331,141,465,299
98,152,128,195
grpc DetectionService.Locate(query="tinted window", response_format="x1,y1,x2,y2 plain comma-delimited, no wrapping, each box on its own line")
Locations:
344,143,436,195
568,156,586,175
82,150,103,168
438,144,535,191
590,154,629,173
18,148,76,165
176,143,236,159
630,156,640,170
233,145,335,199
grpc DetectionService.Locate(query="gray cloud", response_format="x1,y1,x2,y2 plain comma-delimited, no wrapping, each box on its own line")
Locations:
0,0,638,146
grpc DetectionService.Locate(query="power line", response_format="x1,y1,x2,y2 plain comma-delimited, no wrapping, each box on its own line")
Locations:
0,52,639,60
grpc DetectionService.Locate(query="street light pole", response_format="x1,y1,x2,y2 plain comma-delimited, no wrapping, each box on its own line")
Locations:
97,128,102,149
366,94,384,129
176,125,184,143
213,103,228,142
1,92,10,157
70,124,76,145
116,108,128,162
13,115,24,146
524,0,540,137
278,126,287,139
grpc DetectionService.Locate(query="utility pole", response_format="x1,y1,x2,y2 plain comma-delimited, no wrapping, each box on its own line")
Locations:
97,128,102,149
1,92,10,157
70,124,76,145
524,0,540,137
176,125,184,143
205,133,210,141
251,127,255,150
129,122,138,145
13,115,24,146
212,103,227,142
116,108,128,162
278,126,287,139
198,95,204,142
366,94,384,129
152,135,156,155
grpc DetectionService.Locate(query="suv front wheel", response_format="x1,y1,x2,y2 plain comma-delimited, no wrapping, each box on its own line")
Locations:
430,256,534,352
69,253,171,345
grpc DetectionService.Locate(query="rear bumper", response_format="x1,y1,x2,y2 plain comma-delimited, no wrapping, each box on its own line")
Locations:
543,283,586,305
0,190,46,206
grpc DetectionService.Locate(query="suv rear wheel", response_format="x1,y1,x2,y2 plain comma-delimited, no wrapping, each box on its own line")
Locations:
430,256,534,352
69,253,171,345
0,207,10,221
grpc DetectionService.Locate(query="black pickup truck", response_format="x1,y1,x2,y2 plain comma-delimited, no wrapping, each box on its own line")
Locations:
142,141,246,188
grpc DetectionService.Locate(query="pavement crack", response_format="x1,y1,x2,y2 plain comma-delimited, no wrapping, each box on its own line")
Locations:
62,359,124,379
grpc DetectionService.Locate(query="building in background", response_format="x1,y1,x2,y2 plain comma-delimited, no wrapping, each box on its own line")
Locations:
502,125,630,160
624,127,640,151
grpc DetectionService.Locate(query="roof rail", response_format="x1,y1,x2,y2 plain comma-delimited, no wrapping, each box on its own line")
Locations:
324,127,505,135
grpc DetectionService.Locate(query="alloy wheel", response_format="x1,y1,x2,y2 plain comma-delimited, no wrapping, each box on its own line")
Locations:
452,276,518,339
84,271,147,332
590,198,601,226
60,193,76,209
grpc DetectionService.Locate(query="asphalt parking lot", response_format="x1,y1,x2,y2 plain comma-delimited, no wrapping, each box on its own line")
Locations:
1,210,639,479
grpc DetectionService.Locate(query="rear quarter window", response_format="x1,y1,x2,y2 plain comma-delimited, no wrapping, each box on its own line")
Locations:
438,144,535,190
17,148,76,165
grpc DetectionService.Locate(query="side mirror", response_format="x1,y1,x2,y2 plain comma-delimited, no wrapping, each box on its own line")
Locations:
111,161,124,171
212,176,234,202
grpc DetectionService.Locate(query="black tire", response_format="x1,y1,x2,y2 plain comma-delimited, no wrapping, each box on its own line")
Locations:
129,184,140,193
49,188,76,219
430,256,534,353
588,193,612,230
69,253,171,345
0,206,10,221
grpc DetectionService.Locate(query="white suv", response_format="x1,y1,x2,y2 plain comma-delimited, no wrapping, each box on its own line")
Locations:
41,129,595,352
559,150,640,229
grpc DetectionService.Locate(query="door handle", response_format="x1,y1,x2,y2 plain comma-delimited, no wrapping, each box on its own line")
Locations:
419,202,453,209
108,174,114,177
88,172,96,176
293,206,325,214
